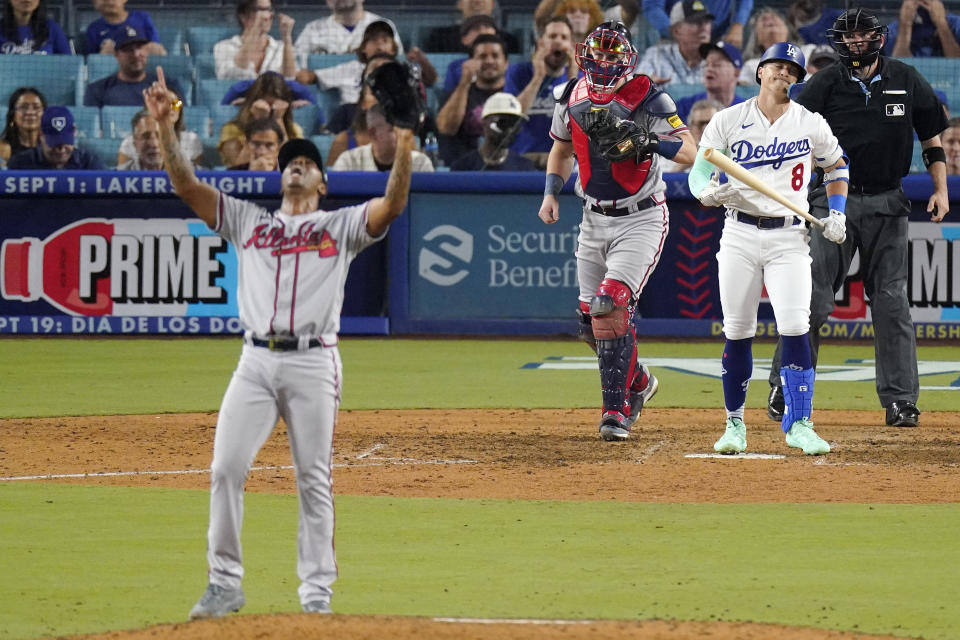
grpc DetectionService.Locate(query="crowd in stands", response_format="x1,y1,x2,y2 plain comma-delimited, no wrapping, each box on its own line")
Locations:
1,0,959,174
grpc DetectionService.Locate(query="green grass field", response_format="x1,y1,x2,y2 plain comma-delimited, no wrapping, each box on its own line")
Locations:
2,337,958,417
1,337,958,639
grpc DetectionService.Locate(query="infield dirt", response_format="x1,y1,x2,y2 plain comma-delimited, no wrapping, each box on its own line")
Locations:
4,407,959,639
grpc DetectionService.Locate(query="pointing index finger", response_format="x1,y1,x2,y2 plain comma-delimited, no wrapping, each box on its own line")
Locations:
156,66,167,88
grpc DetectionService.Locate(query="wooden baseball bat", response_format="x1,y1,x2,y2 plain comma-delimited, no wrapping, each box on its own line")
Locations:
702,148,824,228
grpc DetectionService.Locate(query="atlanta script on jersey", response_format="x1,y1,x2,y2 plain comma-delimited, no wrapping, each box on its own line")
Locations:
699,98,843,218
214,192,385,341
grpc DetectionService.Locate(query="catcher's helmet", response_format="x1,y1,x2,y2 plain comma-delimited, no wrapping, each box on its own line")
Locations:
755,42,806,85
575,21,637,98
826,7,887,70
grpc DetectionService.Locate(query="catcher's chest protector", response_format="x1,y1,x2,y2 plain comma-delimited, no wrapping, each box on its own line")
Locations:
569,76,655,200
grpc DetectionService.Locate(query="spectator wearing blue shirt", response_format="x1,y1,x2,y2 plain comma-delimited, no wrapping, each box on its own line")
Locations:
504,15,576,166
85,0,166,55
786,0,842,46
84,27,184,107
674,41,744,123
888,0,960,58
642,0,753,48
0,0,70,54
8,106,106,169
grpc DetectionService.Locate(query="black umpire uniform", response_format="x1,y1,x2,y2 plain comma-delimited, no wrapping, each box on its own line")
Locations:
768,12,949,427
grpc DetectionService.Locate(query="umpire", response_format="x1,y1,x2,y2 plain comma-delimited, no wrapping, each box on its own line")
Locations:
767,7,950,428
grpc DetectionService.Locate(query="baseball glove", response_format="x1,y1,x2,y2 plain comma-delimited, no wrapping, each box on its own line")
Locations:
365,60,427,132
581,109,655,163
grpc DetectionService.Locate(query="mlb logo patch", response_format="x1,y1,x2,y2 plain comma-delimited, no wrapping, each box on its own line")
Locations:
886,104,905,117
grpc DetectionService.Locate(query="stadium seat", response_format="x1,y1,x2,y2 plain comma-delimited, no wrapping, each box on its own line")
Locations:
735,85,760,100
310,88,341,123
211,104,239,140
185,25,236,56
292,103,323,137
80,137,120,168
71,105,102,140
198,78,236,106
310,134,336,164
156,26,184,55
194,53,216,80
101,105,141,139
0,55,84,106
182,105,212,139
424,52,464,80
395,9,459,49
305,53,360,70
898,57,958,90
663,83,704,100
0,106,6,127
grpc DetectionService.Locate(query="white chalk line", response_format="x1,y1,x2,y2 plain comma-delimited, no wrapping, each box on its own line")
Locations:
685,453,786,460
636,440,665,463
433,617,595,626
0,458,477,482
356,443,385,459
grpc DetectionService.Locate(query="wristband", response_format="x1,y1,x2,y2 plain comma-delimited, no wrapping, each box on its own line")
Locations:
922,146,946,168
655,138,683,160
827,194,846,213
544,173,564,196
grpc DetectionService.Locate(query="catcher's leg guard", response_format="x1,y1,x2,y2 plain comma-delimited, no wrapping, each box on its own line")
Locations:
577,301,597,353
590,279,637,418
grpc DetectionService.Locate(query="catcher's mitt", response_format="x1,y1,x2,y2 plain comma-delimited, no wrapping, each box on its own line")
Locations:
581,109,656,163
365,60,427,132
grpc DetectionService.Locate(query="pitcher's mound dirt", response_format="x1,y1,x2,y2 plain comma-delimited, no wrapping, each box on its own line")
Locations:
6,407,958,640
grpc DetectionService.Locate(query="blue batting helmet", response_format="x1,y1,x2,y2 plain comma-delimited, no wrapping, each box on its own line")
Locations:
755,42,806,85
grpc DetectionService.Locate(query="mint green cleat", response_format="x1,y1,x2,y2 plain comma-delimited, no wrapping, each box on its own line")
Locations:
714,417,746,454
785,418,830,455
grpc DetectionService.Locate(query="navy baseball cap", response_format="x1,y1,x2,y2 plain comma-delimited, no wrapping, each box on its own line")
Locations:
278,138,324,174
699,41,743,69
40,106,75,146
115,25,150,50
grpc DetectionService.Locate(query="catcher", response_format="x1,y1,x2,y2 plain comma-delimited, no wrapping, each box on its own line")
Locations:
152,61,424,620
538,21,696,441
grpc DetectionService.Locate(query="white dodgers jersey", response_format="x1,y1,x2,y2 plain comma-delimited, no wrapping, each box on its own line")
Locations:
699,98,844,218
214,192,385,342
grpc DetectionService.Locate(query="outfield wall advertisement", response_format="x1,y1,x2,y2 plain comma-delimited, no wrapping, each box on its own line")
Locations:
1,171,957,338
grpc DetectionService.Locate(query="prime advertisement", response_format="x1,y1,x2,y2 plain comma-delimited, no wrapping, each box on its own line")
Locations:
0,189,387,335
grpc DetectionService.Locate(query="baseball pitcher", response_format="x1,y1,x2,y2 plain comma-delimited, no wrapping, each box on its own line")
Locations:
143,61,424,618
539,21,696,441
687,43,849,455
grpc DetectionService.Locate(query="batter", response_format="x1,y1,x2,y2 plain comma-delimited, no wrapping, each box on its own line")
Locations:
143,67,416,618
539,21,696,441
687,43,849,455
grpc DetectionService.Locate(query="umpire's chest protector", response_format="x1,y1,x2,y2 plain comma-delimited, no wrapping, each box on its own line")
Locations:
568,75,655,200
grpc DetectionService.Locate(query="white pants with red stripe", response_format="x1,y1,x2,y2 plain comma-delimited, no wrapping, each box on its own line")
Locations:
206,343,340,605
575,196,670,301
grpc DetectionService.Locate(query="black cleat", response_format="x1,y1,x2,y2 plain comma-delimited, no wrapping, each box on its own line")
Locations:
885,401,920,427
767,386,784,422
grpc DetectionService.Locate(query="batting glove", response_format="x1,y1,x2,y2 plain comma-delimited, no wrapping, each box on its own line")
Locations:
821,209,847,244
696,182,731,208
